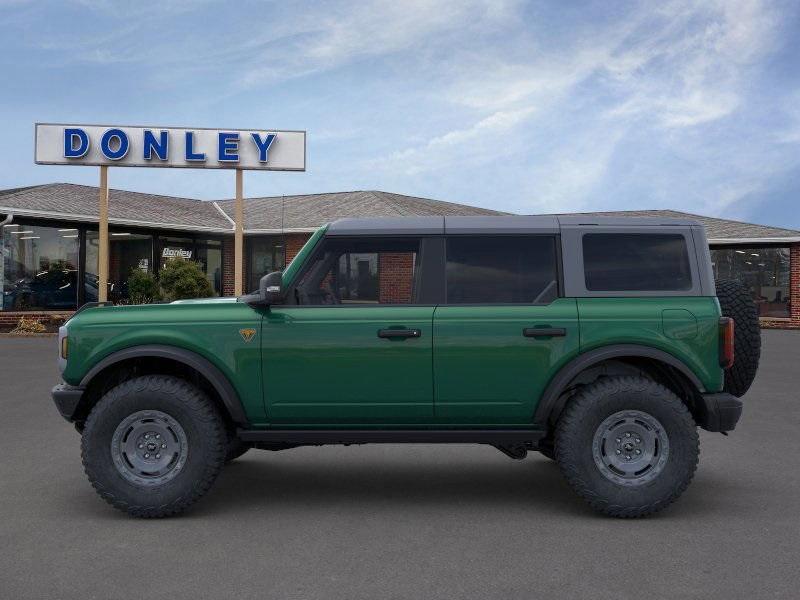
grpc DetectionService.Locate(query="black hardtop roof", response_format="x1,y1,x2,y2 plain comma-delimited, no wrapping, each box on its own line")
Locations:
327,215,702,235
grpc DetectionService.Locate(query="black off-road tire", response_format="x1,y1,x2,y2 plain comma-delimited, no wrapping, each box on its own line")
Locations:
555,376,699,518
81,375,226,518
715,279,761,397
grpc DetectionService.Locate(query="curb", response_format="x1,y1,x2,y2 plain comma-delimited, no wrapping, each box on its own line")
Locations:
0,332,58,338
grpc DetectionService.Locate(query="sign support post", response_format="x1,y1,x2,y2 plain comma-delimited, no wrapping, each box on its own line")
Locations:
234,168,244,296
98,165,109,303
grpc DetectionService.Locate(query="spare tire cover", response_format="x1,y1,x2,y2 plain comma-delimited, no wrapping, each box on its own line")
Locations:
715,279,761,397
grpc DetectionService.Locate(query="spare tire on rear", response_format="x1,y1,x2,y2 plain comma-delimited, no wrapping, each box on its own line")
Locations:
715,279,761,397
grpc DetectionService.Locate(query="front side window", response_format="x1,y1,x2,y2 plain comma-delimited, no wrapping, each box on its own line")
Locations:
445,236,558,304
294,237,420,305
583,233,692,292
711,247,790,318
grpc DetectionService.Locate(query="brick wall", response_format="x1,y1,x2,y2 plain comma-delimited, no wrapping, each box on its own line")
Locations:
378,253,414,303
222,237,235,296
759,242,800,329
285,234,311,264
791,244,800,323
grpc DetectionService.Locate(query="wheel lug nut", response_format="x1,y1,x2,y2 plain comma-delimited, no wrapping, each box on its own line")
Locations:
626,455,631,460
138,444,144,449
615,438,621,443
155,434,160,439
635,438,641,443
155,454,161,459
144,453,150,458
636,449,641,455
625,433,631,438
615,449,621,455
161,444,167,448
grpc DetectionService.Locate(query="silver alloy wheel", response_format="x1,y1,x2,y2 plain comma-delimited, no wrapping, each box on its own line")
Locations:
111,410,188,487
592,410,669,487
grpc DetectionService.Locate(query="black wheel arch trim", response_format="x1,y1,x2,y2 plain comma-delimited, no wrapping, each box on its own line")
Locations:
79,344,249,426
534,344,706,426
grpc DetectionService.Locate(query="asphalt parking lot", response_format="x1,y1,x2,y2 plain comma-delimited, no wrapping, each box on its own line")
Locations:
1,331,799,600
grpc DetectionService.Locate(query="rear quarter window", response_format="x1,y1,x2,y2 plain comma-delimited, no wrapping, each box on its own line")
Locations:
582,233,692,291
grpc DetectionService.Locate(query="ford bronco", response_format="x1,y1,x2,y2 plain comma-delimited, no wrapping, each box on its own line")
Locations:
52,216,761,518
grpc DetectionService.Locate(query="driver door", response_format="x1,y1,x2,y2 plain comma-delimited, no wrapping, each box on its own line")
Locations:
261,235,435,424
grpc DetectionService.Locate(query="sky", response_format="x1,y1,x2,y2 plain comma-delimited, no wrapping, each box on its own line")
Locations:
1,0,799,227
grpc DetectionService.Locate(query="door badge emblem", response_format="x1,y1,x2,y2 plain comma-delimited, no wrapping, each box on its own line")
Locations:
239,328,257,343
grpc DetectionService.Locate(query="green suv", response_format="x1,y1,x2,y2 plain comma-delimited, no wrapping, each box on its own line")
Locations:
52,216,761,518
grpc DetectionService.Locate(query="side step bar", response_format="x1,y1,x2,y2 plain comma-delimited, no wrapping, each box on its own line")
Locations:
237,428,546,445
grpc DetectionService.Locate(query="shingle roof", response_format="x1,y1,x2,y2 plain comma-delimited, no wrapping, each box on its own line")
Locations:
214,190,505,231
1,184,797,243
0,184,504,233
552,209,800,242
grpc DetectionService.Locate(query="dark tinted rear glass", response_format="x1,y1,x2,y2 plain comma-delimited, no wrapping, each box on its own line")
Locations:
446,236,558,304
583,233,692,291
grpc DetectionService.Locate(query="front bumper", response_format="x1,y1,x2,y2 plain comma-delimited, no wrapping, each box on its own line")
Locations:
52,383,85,422
696,392,743,433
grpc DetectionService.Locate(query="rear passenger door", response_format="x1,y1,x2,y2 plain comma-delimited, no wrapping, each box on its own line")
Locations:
433,235,579,424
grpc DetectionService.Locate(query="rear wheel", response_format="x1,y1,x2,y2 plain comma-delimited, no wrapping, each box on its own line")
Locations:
715,279,761,397
81,375,226,518
555,376,699,518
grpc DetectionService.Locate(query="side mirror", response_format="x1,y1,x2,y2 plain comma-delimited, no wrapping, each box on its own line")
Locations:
239,271,283,306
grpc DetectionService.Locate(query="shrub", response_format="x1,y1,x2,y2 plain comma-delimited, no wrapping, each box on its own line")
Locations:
11,316,46,334
159,259,214,302
127,269,161,304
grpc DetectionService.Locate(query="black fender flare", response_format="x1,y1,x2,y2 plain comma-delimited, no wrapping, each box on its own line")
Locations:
534,344,706,426
80,344,249,426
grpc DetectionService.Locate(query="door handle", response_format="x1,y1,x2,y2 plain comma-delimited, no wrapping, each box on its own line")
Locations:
378,328,422,339
523,327,566,338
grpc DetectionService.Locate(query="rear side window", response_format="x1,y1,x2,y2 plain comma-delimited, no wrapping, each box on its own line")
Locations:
446,236,558,304
583,233,692,291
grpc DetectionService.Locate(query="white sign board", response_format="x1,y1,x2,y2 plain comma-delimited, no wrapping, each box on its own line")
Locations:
34,123,306,171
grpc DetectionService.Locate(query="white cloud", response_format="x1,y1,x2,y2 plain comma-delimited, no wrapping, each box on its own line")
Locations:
379,106,535,175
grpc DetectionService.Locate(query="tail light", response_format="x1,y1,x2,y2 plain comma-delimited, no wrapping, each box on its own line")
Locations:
719,317,734,369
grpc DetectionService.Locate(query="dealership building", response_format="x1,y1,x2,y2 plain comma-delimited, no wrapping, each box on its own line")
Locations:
1,182,798,328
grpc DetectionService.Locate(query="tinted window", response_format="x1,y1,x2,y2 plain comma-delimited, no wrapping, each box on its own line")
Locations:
583,233,692,291
446,236,558,304
294,237,420,305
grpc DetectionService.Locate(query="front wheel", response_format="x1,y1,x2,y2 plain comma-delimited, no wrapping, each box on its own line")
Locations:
81,375,226,518
555,376,699,518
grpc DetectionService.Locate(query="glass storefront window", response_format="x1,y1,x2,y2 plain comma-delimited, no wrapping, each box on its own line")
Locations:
85,231,154,304
157,236,223,297
2,223,80,310
711,247,791,318
247,236,285,292
196,240,223,296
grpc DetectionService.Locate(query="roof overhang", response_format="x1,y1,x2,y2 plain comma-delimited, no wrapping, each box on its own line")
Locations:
0,206,231,234
708,237,800,244
0,205,321,235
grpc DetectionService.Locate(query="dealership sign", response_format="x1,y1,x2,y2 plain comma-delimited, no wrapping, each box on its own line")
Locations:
34,123,306,171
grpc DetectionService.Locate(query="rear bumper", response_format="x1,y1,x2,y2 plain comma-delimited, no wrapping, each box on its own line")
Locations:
697,392,743,433
52,383,85,422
